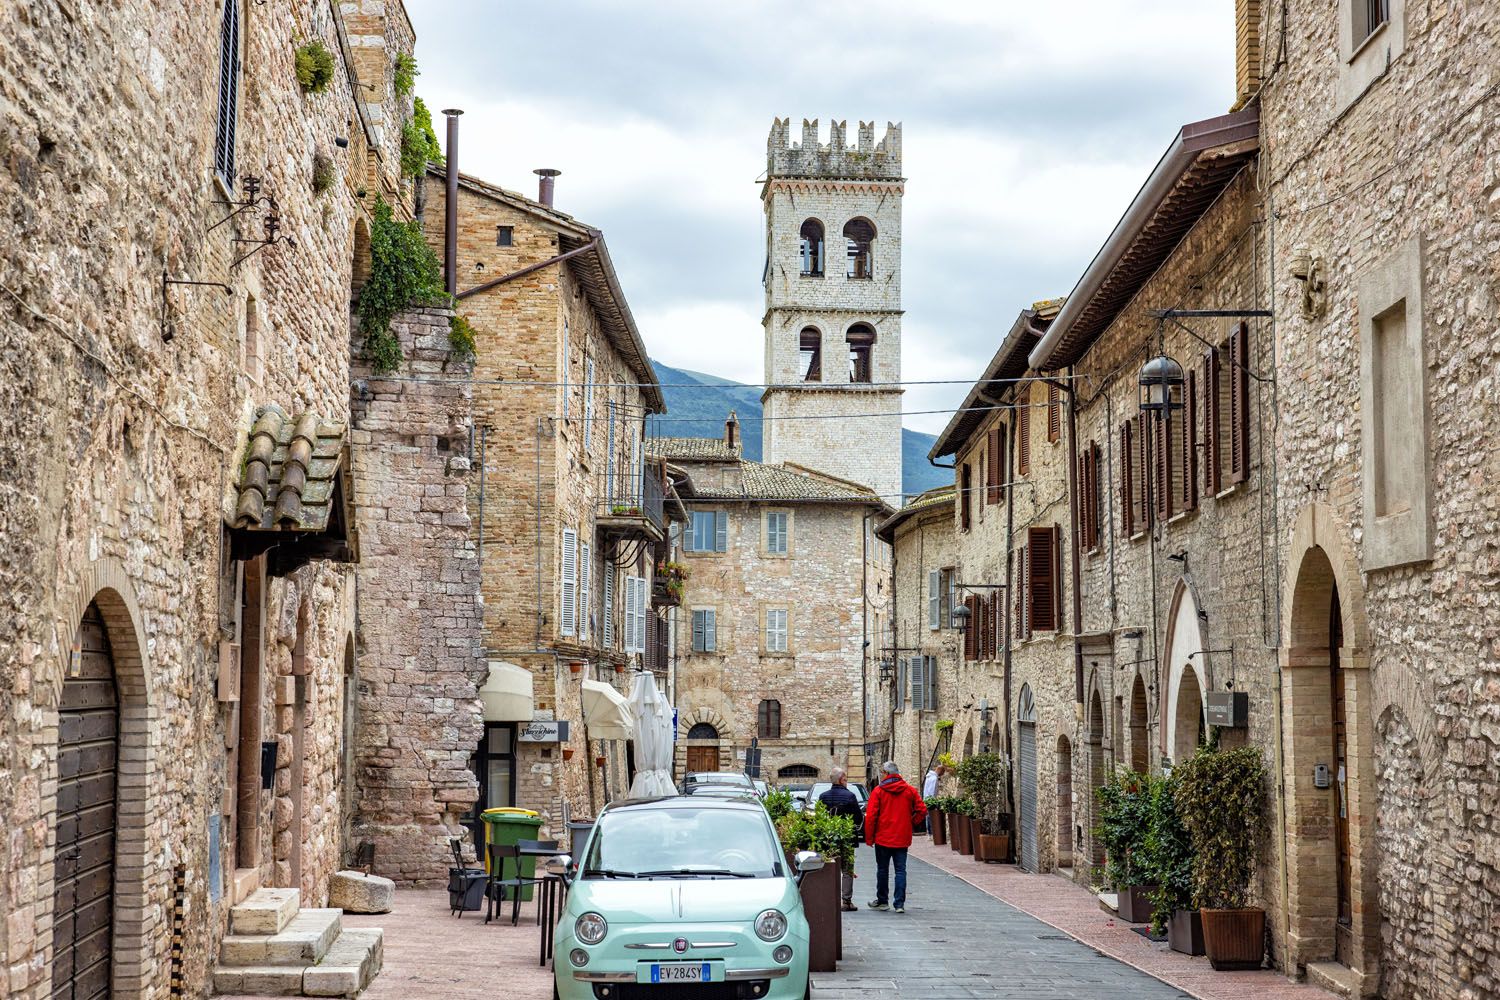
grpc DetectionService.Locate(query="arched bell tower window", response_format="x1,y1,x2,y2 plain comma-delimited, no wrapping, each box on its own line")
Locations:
847,323,875,383
844,218,875,279
799,219,825,276
799,328,822,382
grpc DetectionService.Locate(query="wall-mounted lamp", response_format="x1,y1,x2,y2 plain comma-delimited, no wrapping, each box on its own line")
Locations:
1138,354,1185,415
951,603,971,632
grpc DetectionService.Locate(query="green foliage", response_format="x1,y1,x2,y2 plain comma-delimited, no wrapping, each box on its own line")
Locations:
936,750,957,770
294,40,335,93
359,198,445,374
393,52,418,96
775,802,856,872
311,151,335,194
934,719,955,735
401,96,443,178
1137,773,1196,934
954,751,1006,835
448,313,477,362
1174,745,1267,910
945,796,977,818
1094,769,1151,889
762,788,794,823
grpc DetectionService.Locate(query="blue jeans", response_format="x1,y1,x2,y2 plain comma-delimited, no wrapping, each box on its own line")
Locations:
873,846,908,908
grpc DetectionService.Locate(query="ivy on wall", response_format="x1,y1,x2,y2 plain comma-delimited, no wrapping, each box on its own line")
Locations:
359,198,444,373
401,97,443,178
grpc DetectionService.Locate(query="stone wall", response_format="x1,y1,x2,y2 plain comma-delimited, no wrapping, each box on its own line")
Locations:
0,1,415,996
350,306,486,884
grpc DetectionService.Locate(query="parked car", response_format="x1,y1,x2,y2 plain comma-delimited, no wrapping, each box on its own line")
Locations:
801,781,867,814
753,779,769,799
782,783,813,814
550,796,820,999
682,770,756,795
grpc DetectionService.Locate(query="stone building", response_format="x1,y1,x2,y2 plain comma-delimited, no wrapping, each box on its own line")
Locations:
761,118,905,505
417,165,677,847
1250,1,1500,995
652,419,890,784
0,0,422,996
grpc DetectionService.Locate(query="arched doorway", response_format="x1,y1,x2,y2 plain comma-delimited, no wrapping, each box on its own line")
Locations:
1016,685,1038,872
53,602,120,1000
1086,686,1107,867
685,722,720,774
1173,668,1205,763
351,218,371,301
962,728,974,759
1056,736,1074,873
1163,580,1206,765
1129,673,1149,772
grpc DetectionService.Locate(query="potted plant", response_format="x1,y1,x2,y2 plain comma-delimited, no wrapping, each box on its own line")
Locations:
948,798,976,855
956,752,1010,863
1095,770,1155,922
1175,744,1268,970
925,796,947,846
568,661,583,674
561,747,575,762
594,754,607,767
775,803,852,973
1138,773,1201,954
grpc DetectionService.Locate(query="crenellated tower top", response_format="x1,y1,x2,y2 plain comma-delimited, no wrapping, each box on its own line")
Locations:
767,118,903,180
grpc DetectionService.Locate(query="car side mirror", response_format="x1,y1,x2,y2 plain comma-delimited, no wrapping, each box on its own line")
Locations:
793,850,824,874
545,854,573,880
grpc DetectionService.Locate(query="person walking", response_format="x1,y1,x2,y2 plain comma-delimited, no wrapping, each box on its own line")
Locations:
817,767,864,912
863,761,927,913
921,763,945,835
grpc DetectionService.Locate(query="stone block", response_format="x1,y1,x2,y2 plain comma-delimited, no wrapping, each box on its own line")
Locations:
327,870,395,913
230,888,301,936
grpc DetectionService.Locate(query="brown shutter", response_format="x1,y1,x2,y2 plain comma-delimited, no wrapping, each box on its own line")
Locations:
1046,382,1061,444
1230,322,1250,484
1086,442,1101,550
1014,544,1027,641
1017,390,1031,476
964,595,977,661
1120,420,1134,537
1156,413,1172,521
1183,370,1199,511
1138,413,1151,530
986,426,1001,504
1027,526,1055,633
1051,524,1064,634
1204,348,1222,496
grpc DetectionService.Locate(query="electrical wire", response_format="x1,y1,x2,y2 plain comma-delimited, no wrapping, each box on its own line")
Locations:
356,372,1087,391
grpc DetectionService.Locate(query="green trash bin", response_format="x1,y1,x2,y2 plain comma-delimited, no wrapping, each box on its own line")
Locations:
482,808,544,902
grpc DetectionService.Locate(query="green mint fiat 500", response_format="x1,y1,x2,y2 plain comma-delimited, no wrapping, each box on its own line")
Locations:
549,796,820,999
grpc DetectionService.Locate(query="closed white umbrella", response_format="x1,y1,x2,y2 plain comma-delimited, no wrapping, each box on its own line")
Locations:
628,672,676,798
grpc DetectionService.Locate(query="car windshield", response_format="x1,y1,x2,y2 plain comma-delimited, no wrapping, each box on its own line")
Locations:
807,782,865,804
685,772,751,787
582,806,783,879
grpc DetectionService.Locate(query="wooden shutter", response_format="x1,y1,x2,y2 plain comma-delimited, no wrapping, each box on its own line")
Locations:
1203,349,1221,496
1013,545,1027,641
580,542,591,639
963,596,976,661
1046,382,1061,443
912,657,926,710
1051,525,1064,634
1183,370,1199,511
1091,442,1103,549
987,426,1002,504
1229,323,1250,484
1017,392,1032,476
979,594,991,659
1120,420,1135,536
1028,526,1056,633
602,563,614,648
623,574,637,651
1138,413,1152,530
960,464,972,531
1154,414,1170,522
926,655,938,710
896,659,907,712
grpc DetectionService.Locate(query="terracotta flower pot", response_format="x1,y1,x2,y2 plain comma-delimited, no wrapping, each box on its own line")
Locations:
568,662,583,674
1201,907,1266,970
561,748,574,761
1168,908,1205,956
931,810,947,846
954,816,974,855
594,755,607,767
976,832,1009,863
1116,884,1158,924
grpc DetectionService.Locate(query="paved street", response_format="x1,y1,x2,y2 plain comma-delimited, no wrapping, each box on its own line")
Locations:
815,846,1191,999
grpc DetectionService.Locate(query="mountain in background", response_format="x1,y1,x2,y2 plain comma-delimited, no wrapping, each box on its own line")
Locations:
649,361,951,502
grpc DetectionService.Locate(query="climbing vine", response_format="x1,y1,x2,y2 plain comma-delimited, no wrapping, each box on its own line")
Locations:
393,53,418,97
400,96,443,178
448,313,477,362
359,198,444,373
294,40,335,93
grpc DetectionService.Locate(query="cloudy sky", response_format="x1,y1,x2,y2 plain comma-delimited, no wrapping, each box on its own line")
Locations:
404,1,1236,435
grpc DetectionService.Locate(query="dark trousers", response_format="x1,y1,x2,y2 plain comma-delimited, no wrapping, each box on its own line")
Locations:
873,845,908,909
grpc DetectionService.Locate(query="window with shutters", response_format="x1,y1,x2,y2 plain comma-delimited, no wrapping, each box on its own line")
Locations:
909,656,925,710
928,570,941,630
799,328,822,381
583,358,595,452
1017,387,1032,476
960,464,973,531
580,542,591,640
1026,525,1061,633
1080,440,1102,552
986,425,1005,504
764,608,789,654
688,510,728,552
496,225,514,247
602,562,615,648
212,0,242,189
624,576,646,653
757,700,782,739
559,528,578,636
1046,381,1061,444
691,608,717,653
763,511,789,556
799,219,825,276
1013,544,1029,641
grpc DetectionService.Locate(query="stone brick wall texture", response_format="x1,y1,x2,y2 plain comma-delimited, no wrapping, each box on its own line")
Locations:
0,1,415,996
350,306,486,884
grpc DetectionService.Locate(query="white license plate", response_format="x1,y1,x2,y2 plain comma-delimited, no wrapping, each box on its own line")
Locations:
645,962,712,984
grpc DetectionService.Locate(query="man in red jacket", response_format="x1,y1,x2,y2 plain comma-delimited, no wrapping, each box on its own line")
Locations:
863,761,927,913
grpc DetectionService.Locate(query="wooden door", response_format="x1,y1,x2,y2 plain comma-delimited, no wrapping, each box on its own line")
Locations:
685,745,718,774
1331,590,1353,963
53,602,118,1000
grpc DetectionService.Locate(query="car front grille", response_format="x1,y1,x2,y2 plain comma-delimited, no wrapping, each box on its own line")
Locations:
592,983,772,1000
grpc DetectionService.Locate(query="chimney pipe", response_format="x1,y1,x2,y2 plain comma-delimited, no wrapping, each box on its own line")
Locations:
534,168,561,208
442,109,463,297
725,410,739,452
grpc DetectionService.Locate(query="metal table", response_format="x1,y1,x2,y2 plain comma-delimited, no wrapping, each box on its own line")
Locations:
517,847,565,967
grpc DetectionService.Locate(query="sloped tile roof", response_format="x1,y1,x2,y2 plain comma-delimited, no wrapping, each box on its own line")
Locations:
233,404,349,532
693,460,881,505
875,487,955,540
647,437,741,462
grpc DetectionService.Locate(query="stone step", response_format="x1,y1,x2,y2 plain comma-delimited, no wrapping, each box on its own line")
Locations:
220,909,344,967
302,928,384,998
212,964,305,996
231,888,302,936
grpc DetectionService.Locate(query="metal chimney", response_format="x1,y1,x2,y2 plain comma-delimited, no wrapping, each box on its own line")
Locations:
534,168,561,208
442,109,463,296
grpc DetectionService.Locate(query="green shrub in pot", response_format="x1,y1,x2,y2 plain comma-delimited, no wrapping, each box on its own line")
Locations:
954,752,1006,835
1138,772,1195,936
1094,769,1151,890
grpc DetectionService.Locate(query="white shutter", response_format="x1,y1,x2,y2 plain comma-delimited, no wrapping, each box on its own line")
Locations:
560,528,577,635
896,659,907,712
909,657,924,710
634,578,648,652
623,575,638,653
691,609,705,652
926,655,938,711
715,511,728,552
603,562,614,648
583,358,595,450
705,609,717,652
580,542,591,640
928,570,940,630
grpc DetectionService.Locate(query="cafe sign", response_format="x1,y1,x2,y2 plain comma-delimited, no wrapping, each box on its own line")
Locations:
518,720,570,743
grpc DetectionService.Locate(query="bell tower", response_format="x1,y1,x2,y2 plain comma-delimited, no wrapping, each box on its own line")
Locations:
760,118,905,503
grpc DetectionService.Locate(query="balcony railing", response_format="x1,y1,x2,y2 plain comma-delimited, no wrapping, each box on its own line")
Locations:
597,466,665,541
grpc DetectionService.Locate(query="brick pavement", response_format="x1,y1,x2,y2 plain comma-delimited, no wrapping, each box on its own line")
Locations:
905,838,1337,1000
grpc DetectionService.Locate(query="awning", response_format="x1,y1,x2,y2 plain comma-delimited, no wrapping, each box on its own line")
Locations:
582,679,635,740
479,661,534,722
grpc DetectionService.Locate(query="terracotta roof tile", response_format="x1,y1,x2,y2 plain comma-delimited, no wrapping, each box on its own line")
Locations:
646,437,741,462
233,404,349,533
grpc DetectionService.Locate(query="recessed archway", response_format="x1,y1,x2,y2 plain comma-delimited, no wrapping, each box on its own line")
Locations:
1128,673,1149,772
1162,579,1206,765
1056,735,1074,872
1085,682,1107,867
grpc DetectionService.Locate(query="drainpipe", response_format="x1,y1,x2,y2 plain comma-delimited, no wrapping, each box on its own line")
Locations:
1065,370,1085,712
1002,412,1017,834
861,508,871,763
442,109,462,298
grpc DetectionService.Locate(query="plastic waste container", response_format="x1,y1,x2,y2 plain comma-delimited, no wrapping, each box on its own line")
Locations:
482,807,543,902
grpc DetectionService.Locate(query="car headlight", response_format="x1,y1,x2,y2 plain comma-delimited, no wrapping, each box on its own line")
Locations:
754,908,787,942
576,912,608,945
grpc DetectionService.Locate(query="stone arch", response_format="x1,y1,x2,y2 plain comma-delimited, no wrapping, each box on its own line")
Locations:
1282,501,1370,650
49,558,158,999
1085,679,1107,867
1128,671,1149,773
1055,735,1074,870
798,218,825,276
351,217,372,300
1162,577,1207,764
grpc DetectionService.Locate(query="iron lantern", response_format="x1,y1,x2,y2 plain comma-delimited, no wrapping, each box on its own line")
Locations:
951,603,972,632
1138,354,1185,414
